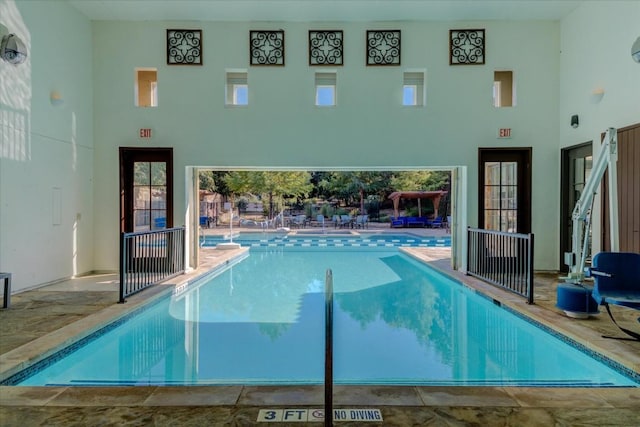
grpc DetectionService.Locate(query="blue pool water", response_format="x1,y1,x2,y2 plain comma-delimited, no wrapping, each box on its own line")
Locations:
12,248,637,387
201,231,450,248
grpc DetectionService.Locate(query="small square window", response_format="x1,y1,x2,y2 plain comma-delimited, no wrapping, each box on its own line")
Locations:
403,85,417,106
315,72,336,106
135,68,158,107
316,86,335,106
233,85,248,105
493,71,514,107
226,70,248,106
403,71,425,106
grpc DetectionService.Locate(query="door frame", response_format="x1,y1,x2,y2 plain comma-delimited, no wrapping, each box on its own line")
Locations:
119,147,174,233
559,141,592,272
477,147,532,234
602,123,640,253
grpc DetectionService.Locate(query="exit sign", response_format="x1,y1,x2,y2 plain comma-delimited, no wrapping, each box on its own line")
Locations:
139,128,152,139
498,128,512,138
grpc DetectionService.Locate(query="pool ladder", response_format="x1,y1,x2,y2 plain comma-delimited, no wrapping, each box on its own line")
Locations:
325,269,333,426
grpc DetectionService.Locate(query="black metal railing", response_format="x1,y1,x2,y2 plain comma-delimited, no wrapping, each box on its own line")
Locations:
324,269,333,427
467,227,535,304
119,227,185,303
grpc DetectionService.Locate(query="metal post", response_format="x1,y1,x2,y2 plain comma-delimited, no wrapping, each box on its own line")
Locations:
324,269,333,427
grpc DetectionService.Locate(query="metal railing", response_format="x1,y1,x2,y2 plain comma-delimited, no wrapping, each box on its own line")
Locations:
467,227,535,304
119,227,185,303
324,269,333,427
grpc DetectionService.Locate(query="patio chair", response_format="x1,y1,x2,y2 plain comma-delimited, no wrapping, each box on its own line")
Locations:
587,251,640,341
291,215,307,228
427,216,443,228
355,214,369,229
315,214,325,227
390,216,405,228
339,214,353,228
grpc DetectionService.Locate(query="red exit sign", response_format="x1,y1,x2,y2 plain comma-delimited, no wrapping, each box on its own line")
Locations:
498,128,512,138
139,128,152,139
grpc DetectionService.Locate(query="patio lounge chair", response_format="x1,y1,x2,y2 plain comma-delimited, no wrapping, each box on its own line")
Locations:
587,251,640,341
406,217,426,227
427,216,444,228
390,216,405,228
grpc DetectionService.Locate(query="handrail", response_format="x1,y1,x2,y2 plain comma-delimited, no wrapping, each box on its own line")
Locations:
324,269,333,427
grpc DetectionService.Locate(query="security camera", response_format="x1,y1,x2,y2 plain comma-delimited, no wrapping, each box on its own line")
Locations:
633,36,640,63
0,33,27,65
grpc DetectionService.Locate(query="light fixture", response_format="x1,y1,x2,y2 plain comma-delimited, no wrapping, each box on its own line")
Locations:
0,33,27,65
590,87,605,103
632,36,640,63
571,115,579,129
50,91,64,106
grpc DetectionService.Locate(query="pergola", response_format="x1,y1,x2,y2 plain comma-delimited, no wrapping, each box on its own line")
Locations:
388,190,447,218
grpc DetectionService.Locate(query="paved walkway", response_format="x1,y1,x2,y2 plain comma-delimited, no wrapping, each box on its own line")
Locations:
1,241,639,426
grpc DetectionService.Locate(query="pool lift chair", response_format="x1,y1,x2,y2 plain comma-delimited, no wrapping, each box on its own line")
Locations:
557,128,627,324
585,252,640,341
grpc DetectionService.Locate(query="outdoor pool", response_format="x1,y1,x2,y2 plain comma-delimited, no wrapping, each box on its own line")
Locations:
7,247,637,387
201,231,451,248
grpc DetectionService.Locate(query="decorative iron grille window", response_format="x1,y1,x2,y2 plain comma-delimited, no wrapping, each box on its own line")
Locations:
309,30,343,66
166,29,202,65
250,30,285,66
450,29,485,65
366,30,401,66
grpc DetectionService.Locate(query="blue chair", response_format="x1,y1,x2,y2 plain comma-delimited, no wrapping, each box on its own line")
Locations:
355,214,369,229
588,252,640,341
427,216,443,228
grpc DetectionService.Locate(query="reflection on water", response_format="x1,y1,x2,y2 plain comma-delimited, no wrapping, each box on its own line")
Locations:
18,250,637,386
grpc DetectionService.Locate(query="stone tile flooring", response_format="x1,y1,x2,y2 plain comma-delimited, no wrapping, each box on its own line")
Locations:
1,246,639,426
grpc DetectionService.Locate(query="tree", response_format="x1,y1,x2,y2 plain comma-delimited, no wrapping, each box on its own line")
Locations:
223,171,312,217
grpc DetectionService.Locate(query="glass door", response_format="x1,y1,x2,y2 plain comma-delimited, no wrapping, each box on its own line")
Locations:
120,148,173,233
478,148,531,234
133,161,167,231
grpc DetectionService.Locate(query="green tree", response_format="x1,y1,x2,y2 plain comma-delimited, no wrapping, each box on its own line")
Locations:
224,171,312,217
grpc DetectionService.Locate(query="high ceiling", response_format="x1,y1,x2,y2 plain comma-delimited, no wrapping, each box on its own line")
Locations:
67,0,585,22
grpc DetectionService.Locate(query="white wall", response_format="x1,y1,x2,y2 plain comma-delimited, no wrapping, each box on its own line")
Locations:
92,19,561,271
560,1,640,252
0,0,94,292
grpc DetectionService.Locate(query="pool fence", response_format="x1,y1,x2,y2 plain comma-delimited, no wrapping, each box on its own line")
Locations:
119,227,186,303
466,227,535,304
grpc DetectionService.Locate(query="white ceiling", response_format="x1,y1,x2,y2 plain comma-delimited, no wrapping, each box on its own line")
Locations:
67,0,585,22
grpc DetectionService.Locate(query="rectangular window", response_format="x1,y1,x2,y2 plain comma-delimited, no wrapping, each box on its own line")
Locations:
135,68,158,107
403,71,425,106
226,70,248,106
484,161,518,232
493,71,514,107
315,72,336,106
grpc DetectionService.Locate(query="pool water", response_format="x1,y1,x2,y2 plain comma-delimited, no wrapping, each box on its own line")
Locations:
15,249,637,386
201,232,450,248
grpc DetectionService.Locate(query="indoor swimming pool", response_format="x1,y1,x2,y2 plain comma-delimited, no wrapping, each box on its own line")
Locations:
7,248,638,387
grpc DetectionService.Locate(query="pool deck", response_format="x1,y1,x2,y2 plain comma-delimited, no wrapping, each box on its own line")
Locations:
1,226,639,426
